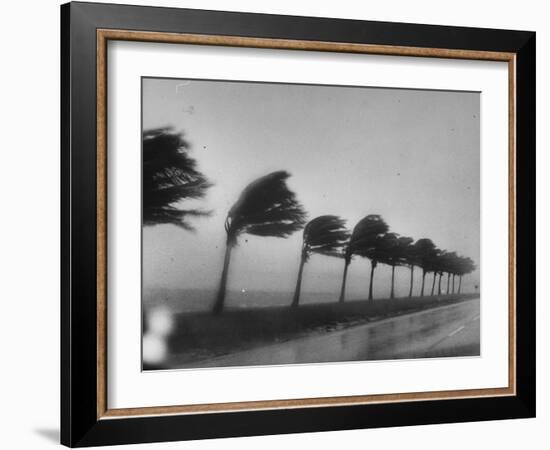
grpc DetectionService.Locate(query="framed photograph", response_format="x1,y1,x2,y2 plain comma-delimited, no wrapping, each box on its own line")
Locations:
61,2,535,447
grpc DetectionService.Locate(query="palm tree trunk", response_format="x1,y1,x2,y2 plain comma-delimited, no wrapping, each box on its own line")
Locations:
390,265,396,299
339,260,350,303
408,265,414,297
421,270,426,296
291,255,306,308
446,273,451,294
431,272,436,296
452,274,456,294
458,275,463,294
213,242,233,315
368,261,376,301
438,272,442,295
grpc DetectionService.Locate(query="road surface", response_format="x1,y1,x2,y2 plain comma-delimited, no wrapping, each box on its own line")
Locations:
185,298,480,368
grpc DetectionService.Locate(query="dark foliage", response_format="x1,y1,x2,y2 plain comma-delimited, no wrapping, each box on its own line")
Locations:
344,215,390,301
375,234,414,267
142,127,211,229
439,251,459,276
225,170,307,246
301,215,350,260
457,256,476,276
293,215,350,307
347,215,389,261
215,171,307,314
366,233,413,298
412,238,439,270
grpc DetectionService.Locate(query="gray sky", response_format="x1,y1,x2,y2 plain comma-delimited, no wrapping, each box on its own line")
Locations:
142,78,480,301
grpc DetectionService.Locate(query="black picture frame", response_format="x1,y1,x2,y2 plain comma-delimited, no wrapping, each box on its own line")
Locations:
61,1,535,447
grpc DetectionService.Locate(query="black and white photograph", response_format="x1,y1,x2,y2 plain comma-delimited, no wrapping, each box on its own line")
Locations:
141,77,480,371
142,78,480,370
1,0,542,447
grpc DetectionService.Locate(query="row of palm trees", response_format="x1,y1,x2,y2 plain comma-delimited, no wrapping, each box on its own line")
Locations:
213,170,475,315
291,214,476,308
141,128,475,316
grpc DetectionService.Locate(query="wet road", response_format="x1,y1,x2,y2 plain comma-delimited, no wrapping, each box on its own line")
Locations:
189,298,480,368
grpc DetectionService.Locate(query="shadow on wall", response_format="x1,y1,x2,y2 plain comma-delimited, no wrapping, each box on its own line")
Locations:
34,428,60,444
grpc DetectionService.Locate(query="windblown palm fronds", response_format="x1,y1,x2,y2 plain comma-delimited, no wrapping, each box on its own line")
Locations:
302,215,350,258
224,171,307,244
291,215,350,308
411,238,438,296
375,235,414,299
348,215,390,258
143,127,212,230
439,251,458,294
213,171,307,314
340,215,389,302
455,256,476,294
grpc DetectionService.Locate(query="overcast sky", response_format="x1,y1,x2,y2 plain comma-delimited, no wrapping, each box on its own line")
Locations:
142,77,480,302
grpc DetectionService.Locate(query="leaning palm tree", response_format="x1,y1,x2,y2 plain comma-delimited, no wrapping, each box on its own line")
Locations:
213,171,307,315
375,234,413,299
456,256,476,294
392,237,414,299
291,215,349,308
413,239,438,297
451,271,457,294
451,256,462,294
433,251,448,296
441,251,458,294
429,250,443,296
341,215,389,302
429,266,440,296
403,238,420,297
143,127,212,229
452,264,459,294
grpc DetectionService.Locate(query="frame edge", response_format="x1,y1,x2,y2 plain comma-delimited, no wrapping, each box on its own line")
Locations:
61,2,536,446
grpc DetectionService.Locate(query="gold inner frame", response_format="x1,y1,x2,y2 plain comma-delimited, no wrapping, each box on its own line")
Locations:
96,29,517,420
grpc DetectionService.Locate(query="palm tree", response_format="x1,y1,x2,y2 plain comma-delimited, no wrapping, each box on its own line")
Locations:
434,251,447,296
444,252,459,294
429,250,444,296
456,256,476,294
143,127,212,229
451,272,456,294
338,248,352,303
413,239,438,297
376,234,413,299
431,270,437,296
292,216,349,308
452,270,459,294
343,215,389,302
433,251,458,296
403,239,420,297
213,171,307,315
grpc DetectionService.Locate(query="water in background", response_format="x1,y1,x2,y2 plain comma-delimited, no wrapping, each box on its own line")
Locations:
143,288,351,314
